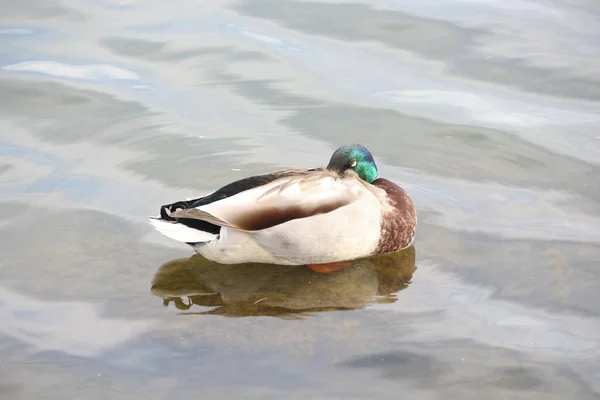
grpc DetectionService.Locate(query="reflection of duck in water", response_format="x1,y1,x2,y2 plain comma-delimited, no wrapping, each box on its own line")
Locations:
150,144,417,273
150,246,416,318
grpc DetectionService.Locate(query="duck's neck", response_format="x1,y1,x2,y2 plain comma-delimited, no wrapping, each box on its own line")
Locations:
371,178,417,254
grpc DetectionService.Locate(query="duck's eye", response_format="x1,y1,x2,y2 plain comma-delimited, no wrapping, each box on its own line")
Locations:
350,160,357,168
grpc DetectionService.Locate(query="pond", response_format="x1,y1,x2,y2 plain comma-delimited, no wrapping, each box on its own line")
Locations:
1,0,600,398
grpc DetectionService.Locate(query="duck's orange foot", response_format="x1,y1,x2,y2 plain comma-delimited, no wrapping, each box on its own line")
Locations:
306,261,351,274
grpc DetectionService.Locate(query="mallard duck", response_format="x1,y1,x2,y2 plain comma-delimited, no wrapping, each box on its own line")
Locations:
150,144,417,273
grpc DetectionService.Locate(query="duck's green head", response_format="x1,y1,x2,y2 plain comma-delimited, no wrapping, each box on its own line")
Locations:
326,144,379,183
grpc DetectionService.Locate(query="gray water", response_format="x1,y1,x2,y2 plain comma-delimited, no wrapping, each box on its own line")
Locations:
1,0,600,398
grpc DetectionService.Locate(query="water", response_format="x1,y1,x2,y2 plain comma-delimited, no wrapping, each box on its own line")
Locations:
1,0,600,398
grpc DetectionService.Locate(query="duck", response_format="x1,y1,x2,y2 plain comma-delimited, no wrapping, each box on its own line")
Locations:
150,143,417,273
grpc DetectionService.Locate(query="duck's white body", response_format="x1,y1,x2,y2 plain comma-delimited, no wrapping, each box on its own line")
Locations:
150,170,386,265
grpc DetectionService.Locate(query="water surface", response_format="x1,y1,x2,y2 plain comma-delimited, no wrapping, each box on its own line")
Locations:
1,0,600,398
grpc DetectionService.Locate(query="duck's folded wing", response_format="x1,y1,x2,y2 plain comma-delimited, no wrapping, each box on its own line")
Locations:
183,168,307,208
170,171,362,231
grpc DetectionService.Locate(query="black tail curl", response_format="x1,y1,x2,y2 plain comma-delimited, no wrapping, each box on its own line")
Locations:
160,200,193,221
159,200,221,235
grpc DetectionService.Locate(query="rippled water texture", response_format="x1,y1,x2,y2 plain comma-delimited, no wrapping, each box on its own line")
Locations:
1,0,600,398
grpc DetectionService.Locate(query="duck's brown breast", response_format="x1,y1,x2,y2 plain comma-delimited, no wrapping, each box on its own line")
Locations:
371,178,417,254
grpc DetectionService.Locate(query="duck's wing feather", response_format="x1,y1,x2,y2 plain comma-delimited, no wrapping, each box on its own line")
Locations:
158,168,314,226
184,168,316,208
169,170,364,231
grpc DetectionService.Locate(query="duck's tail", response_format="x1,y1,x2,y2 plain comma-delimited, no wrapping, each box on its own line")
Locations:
149,201,219,244
149,217,217,243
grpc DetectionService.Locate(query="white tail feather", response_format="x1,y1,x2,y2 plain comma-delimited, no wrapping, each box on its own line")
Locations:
149,218,217,243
